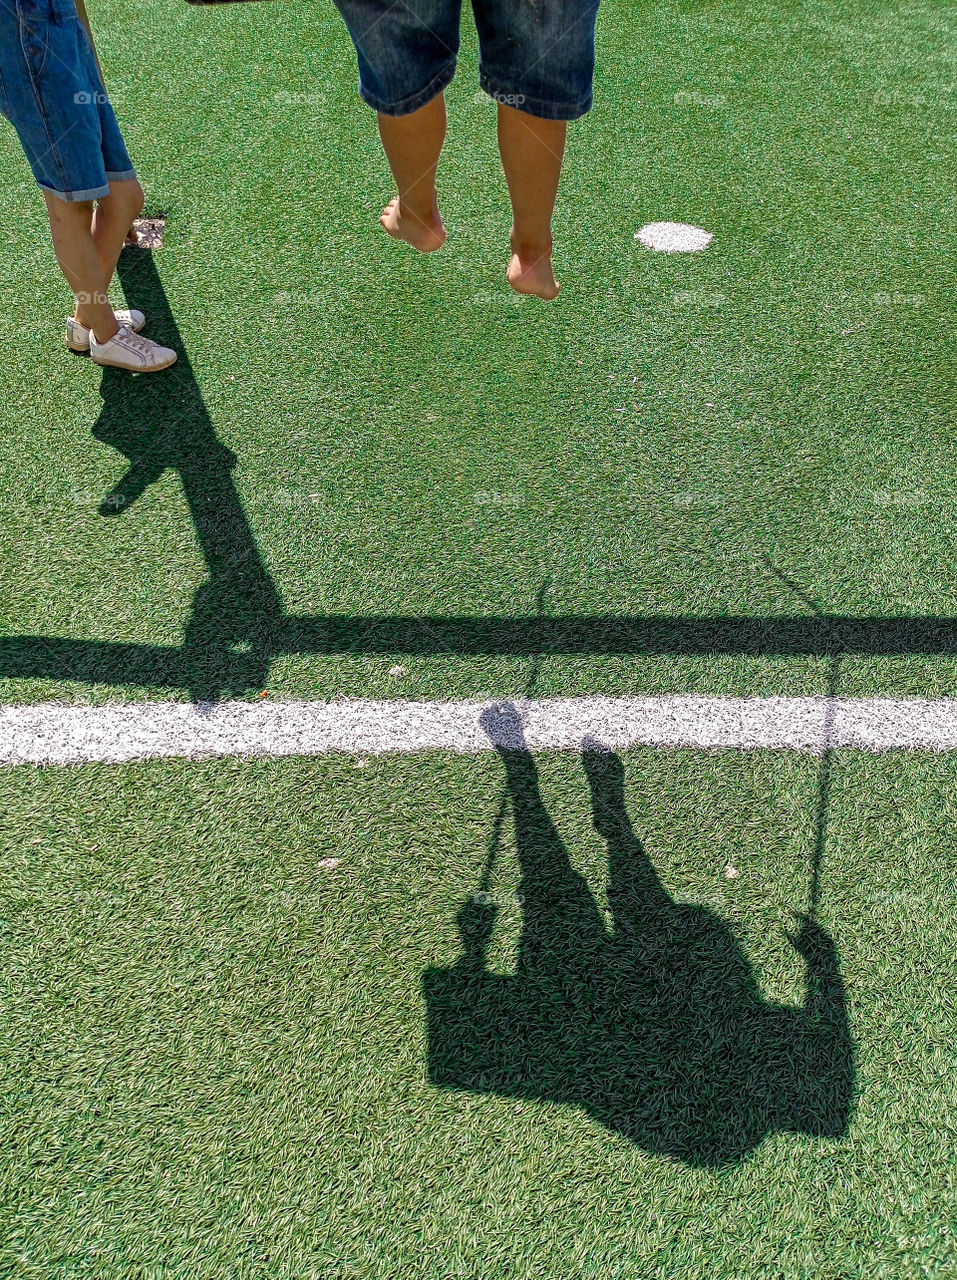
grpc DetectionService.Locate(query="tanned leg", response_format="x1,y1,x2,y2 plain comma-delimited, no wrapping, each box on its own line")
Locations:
42,190,119,344
377,93,447,252
497,103,566,299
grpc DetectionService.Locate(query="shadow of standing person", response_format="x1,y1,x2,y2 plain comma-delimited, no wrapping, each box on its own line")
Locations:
424,702,854,1166
90,246,286,703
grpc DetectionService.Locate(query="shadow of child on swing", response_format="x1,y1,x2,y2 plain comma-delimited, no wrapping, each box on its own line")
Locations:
424,702,855,1167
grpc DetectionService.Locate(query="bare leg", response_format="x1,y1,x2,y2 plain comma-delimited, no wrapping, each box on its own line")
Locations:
377,94,447,252
497,104,566,300
42,191,119,344
91,178,144,287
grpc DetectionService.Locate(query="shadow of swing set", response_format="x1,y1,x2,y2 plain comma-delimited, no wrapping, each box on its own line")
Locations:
9,250,878,1163
8,255,957,702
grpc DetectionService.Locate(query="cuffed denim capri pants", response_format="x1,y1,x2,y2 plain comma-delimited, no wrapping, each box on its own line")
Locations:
333,0,601,121
0,0,135,202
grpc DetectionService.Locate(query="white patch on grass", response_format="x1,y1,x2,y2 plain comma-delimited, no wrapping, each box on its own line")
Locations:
636,222,713,252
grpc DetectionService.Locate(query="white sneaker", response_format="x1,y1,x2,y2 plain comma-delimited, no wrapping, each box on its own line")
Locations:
66,309,146,352
90,325,178,373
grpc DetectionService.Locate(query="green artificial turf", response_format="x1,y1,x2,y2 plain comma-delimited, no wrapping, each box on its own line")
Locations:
0,0,955,705
2,0,957,1274
3,746,957,1278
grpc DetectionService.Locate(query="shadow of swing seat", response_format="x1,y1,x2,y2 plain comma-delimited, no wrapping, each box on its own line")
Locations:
423,707,855,1167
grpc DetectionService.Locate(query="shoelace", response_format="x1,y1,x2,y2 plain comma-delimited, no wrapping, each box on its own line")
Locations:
113,326,159,362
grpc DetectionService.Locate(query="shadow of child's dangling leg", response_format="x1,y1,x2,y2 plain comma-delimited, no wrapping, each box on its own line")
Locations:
479,703,606,973
377,94,448,252
581,736,674,936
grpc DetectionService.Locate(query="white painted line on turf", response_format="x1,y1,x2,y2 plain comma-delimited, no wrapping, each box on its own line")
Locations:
4,696,957,766
635,221,713,252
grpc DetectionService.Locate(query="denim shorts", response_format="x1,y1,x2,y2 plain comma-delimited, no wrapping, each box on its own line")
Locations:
332,0,601,120
0,0,136,201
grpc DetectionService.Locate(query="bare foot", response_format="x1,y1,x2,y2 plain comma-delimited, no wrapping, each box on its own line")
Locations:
506,232,560,300
379,195,446,252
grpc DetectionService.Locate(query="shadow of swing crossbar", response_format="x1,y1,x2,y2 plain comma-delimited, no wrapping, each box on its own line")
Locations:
7,246,956,700
3,614,957,695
